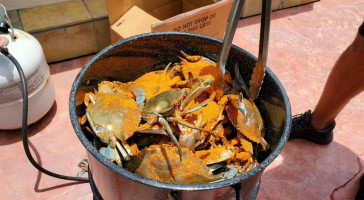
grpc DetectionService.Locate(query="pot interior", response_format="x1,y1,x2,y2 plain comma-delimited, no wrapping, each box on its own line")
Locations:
70,32,291,190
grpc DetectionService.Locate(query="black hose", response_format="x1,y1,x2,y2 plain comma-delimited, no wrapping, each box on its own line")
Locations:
2,48,89,182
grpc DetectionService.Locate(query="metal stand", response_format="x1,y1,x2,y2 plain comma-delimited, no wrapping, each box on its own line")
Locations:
88,168,260,200
249,180,260,200
88,169,103,200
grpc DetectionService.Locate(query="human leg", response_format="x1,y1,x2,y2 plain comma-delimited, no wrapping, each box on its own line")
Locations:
289,21,364,144
311,22,364,130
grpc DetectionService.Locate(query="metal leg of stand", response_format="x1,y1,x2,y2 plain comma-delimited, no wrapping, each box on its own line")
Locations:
249,179,261,200
88,168,103,200
89,167,261,200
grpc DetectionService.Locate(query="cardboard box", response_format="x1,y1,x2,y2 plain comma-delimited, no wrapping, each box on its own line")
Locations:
109,0,232,43
152,0,233,40
110,6,160,42
106,0,320,43
105,0,181,24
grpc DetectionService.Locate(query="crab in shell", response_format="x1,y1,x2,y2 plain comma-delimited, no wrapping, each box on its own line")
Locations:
171,51,226,100
102,64,186,102
139,75,215,158
126,144,220,184
194,143,257,180
82,71,216,160
224,94,268,150
82,85,142,164
79,51,270,184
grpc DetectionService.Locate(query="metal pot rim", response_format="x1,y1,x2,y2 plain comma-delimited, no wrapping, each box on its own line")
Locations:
69,31,291,191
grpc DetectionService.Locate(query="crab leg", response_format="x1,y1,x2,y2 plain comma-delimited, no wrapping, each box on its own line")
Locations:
208,163,223,173
181,91,216,115
166,117,210,133
76,156,89,177
180,50,202,62
222,164,240,179
238,93,247,115
179,76,214,111
121,140,135,157
178,126,196,151
135,123,168,135
132,87,146,109
86,110,132,159
116,141,131,160
225,93,247,115
167,116,227,145
163,62,173,74
86,111,116,148
178,112,204,151
88,93,96,105
158,117,182,160
233,63,250,97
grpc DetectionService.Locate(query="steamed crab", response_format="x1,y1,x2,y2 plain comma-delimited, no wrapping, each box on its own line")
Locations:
79,51,269,184
103,64,186,101
139,75,215,158
82,89,142,164
126,144,220,184
224,94,268,150
171,51,226,100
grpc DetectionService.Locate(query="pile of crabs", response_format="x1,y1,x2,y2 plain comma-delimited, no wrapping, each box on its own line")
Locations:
79,51,269,184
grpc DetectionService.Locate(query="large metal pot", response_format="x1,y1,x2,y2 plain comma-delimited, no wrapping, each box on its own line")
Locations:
69,32,291,200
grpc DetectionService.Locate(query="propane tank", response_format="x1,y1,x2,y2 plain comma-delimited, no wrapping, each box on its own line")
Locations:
0,5,55,130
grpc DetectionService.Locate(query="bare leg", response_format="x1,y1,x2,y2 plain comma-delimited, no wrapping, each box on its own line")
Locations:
311,22,364,130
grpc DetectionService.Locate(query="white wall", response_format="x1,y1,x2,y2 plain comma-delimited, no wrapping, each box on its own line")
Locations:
0,0,68,10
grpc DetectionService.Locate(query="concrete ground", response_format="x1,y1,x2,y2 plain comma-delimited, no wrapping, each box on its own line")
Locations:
1,0,364,199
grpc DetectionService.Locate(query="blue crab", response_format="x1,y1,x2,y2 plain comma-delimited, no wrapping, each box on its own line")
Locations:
83,86,142,163
126,144,220,184
224,94,269,150
140,75,215,158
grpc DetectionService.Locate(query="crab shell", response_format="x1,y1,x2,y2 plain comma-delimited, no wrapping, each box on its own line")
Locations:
142,89,185,118
183,98,220,131
87,91,141,142
225,96,266,148
194,145,235,165
125,144,220,184
111,70,183,101
177,52,225,100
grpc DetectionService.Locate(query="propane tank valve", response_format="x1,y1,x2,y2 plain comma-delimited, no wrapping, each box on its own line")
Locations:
0,19,9,33
0,43,8,54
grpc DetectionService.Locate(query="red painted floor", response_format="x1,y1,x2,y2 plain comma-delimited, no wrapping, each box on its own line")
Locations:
1,0,364,199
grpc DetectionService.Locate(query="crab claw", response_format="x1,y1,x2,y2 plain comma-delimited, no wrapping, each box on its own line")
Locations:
99,145,123,167
76,156,89,177
132,87,146,109
238,93,246,115
233,63,250,98
222,164,239,179
180,50,202,62
179,75,214,111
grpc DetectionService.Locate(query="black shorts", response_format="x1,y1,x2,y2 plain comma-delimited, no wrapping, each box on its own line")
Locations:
360,21,364,36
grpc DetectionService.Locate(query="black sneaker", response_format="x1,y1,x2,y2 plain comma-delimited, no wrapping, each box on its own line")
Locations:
289,110,336,145
356,174,364,200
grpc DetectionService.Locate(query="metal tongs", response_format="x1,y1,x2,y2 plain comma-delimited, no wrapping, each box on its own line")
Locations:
217,0,272,100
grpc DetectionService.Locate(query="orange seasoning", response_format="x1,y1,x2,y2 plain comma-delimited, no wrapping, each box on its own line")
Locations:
126,144,219,184
195,145,234,165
